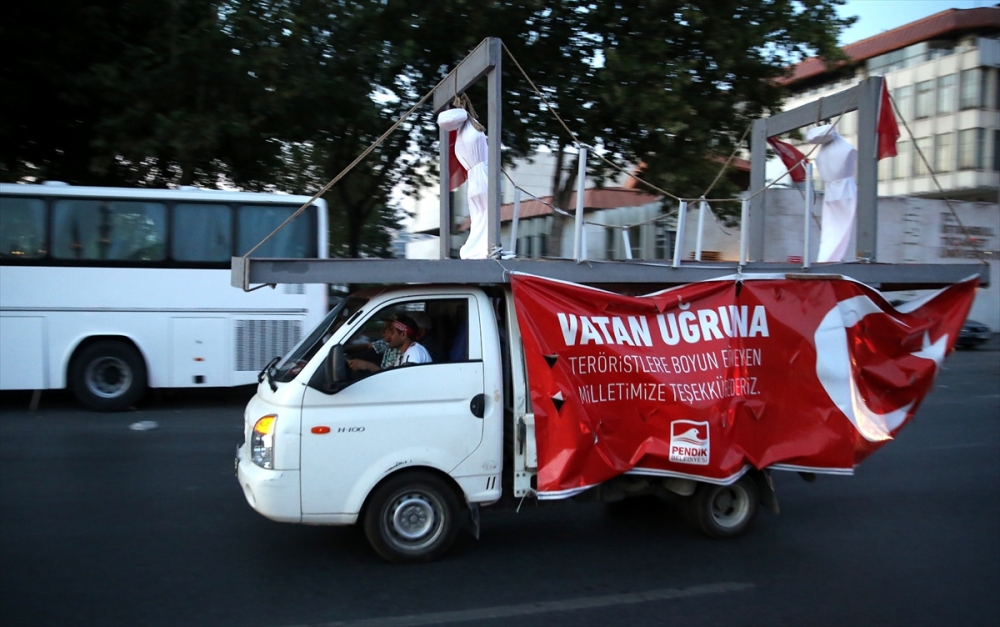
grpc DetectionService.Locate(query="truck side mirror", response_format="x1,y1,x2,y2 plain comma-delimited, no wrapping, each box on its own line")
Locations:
327,344,347,384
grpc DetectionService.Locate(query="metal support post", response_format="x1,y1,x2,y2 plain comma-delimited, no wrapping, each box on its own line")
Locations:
739,198,749,267
803,163,813,269
672,201,688,268
695,197,707,262
486,38,503,255
439,126,451,259
509,187,521,256
573,147,588,262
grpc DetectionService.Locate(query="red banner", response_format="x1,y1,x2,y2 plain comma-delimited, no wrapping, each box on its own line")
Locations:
510,273,978,498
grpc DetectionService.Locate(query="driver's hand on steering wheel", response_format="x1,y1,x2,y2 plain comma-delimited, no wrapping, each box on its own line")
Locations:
348,359,377,373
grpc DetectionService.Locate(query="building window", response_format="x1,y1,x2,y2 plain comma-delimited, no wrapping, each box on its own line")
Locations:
893,141,911,180
655,224,675,260
937,74,957,115
878,154,893,182
927,40,955,60
958,128,984,170
604,227,617,260
915,80,934,119
995,130,1000,172
893,85,914,122
960,69,982,109
914,137,933,177
935,133,954,173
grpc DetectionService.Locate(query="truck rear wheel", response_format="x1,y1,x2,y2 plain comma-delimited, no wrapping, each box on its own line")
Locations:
69,340,148,412
686,475,759,539
363,471,460,563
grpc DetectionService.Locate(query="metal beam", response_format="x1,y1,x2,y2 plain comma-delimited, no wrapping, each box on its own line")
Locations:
855,76,880,261
432,38,503,259
439,125,451,259
748,119,767,261
486,38,502,255
432,39,496,113
749,78,880,262
232,256,989,291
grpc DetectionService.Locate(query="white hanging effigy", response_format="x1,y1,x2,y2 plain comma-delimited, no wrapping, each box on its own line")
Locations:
806,124,858,263
437,107,490,259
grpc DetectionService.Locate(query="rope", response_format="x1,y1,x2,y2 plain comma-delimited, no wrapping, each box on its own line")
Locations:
502,41,857,206
701,122,752,198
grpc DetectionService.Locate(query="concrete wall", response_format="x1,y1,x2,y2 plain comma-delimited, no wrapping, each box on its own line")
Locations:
681,189,999,330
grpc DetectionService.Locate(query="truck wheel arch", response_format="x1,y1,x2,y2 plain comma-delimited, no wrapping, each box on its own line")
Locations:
360,467,468,563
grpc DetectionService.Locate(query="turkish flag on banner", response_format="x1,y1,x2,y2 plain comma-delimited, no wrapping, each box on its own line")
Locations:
767,137,808,183
510,273,977,499
447,130,468,191
878,81,901,160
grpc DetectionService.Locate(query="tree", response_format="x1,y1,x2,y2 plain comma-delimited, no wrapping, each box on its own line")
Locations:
0,0,409,258
373,0,852,255
2,1,852,260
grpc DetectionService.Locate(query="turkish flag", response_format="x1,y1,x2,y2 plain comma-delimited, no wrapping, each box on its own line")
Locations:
767,137,808,183
447,131,468,191
510,272,977,498
878,81,900,160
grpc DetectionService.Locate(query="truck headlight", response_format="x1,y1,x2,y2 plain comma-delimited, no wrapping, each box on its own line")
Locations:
251,414,277,469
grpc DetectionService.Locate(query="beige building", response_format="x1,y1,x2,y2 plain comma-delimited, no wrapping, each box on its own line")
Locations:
775,6,999,202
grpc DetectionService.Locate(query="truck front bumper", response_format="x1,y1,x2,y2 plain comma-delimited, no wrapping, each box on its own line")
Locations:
236,444,302,523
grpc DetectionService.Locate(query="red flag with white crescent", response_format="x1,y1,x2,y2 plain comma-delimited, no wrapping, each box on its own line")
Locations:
767,137,808,183
510,273,977,498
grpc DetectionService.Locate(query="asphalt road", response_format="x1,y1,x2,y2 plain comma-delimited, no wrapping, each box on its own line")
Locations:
1,341,998,627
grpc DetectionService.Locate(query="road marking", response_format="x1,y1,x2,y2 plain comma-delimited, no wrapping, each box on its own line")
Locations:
294,582,753,627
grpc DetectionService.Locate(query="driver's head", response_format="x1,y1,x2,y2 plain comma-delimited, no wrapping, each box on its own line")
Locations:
385,314,418,347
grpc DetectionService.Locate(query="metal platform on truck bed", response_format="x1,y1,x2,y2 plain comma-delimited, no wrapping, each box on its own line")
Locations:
232,256,989,292
230,40,991,297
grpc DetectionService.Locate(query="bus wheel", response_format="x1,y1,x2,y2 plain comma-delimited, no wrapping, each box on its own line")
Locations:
686,475,759,539
363,471,460,563
69,341,148,412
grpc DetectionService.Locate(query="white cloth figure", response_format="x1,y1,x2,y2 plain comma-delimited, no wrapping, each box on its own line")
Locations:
806,124,858,263
437,108,490,259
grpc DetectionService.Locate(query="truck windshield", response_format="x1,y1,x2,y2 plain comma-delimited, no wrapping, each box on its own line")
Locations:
272,295,368,383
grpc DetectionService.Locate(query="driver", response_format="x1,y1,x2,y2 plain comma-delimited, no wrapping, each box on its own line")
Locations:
348,313,431,372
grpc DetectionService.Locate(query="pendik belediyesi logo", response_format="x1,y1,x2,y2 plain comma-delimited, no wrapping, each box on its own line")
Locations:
669,420,710,465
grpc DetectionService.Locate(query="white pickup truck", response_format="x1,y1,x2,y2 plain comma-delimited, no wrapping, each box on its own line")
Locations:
234,269,976,563
235,281,777,563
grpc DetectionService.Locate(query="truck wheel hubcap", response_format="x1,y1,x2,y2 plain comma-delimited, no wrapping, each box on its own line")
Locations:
392,495,436,540
711,485,749,528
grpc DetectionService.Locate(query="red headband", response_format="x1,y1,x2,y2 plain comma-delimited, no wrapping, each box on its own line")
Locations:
391,320,416,338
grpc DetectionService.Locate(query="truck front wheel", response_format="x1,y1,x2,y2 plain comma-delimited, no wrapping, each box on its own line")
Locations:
686,475,759,539
363,471,461,563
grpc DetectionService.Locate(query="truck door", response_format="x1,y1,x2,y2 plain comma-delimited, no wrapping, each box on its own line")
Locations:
299,295,485,515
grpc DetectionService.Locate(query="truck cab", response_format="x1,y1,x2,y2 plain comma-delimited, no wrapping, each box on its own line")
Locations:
236,284,520,562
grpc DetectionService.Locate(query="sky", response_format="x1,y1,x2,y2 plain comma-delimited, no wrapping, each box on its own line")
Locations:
837,0,997,44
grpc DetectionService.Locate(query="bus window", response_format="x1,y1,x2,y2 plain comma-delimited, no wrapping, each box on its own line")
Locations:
238,204,317,258
0,197,47,259
172,203,232,262
52,200,166,261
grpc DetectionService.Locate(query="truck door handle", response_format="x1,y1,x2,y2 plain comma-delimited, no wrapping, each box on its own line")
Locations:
470,394,485,419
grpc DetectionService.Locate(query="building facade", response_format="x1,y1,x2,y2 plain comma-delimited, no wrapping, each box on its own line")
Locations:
775,7,1000,202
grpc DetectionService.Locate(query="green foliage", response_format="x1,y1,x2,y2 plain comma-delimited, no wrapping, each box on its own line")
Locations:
1,0,852,258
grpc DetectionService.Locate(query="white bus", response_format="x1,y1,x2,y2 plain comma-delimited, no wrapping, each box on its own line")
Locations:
0,182,329,411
